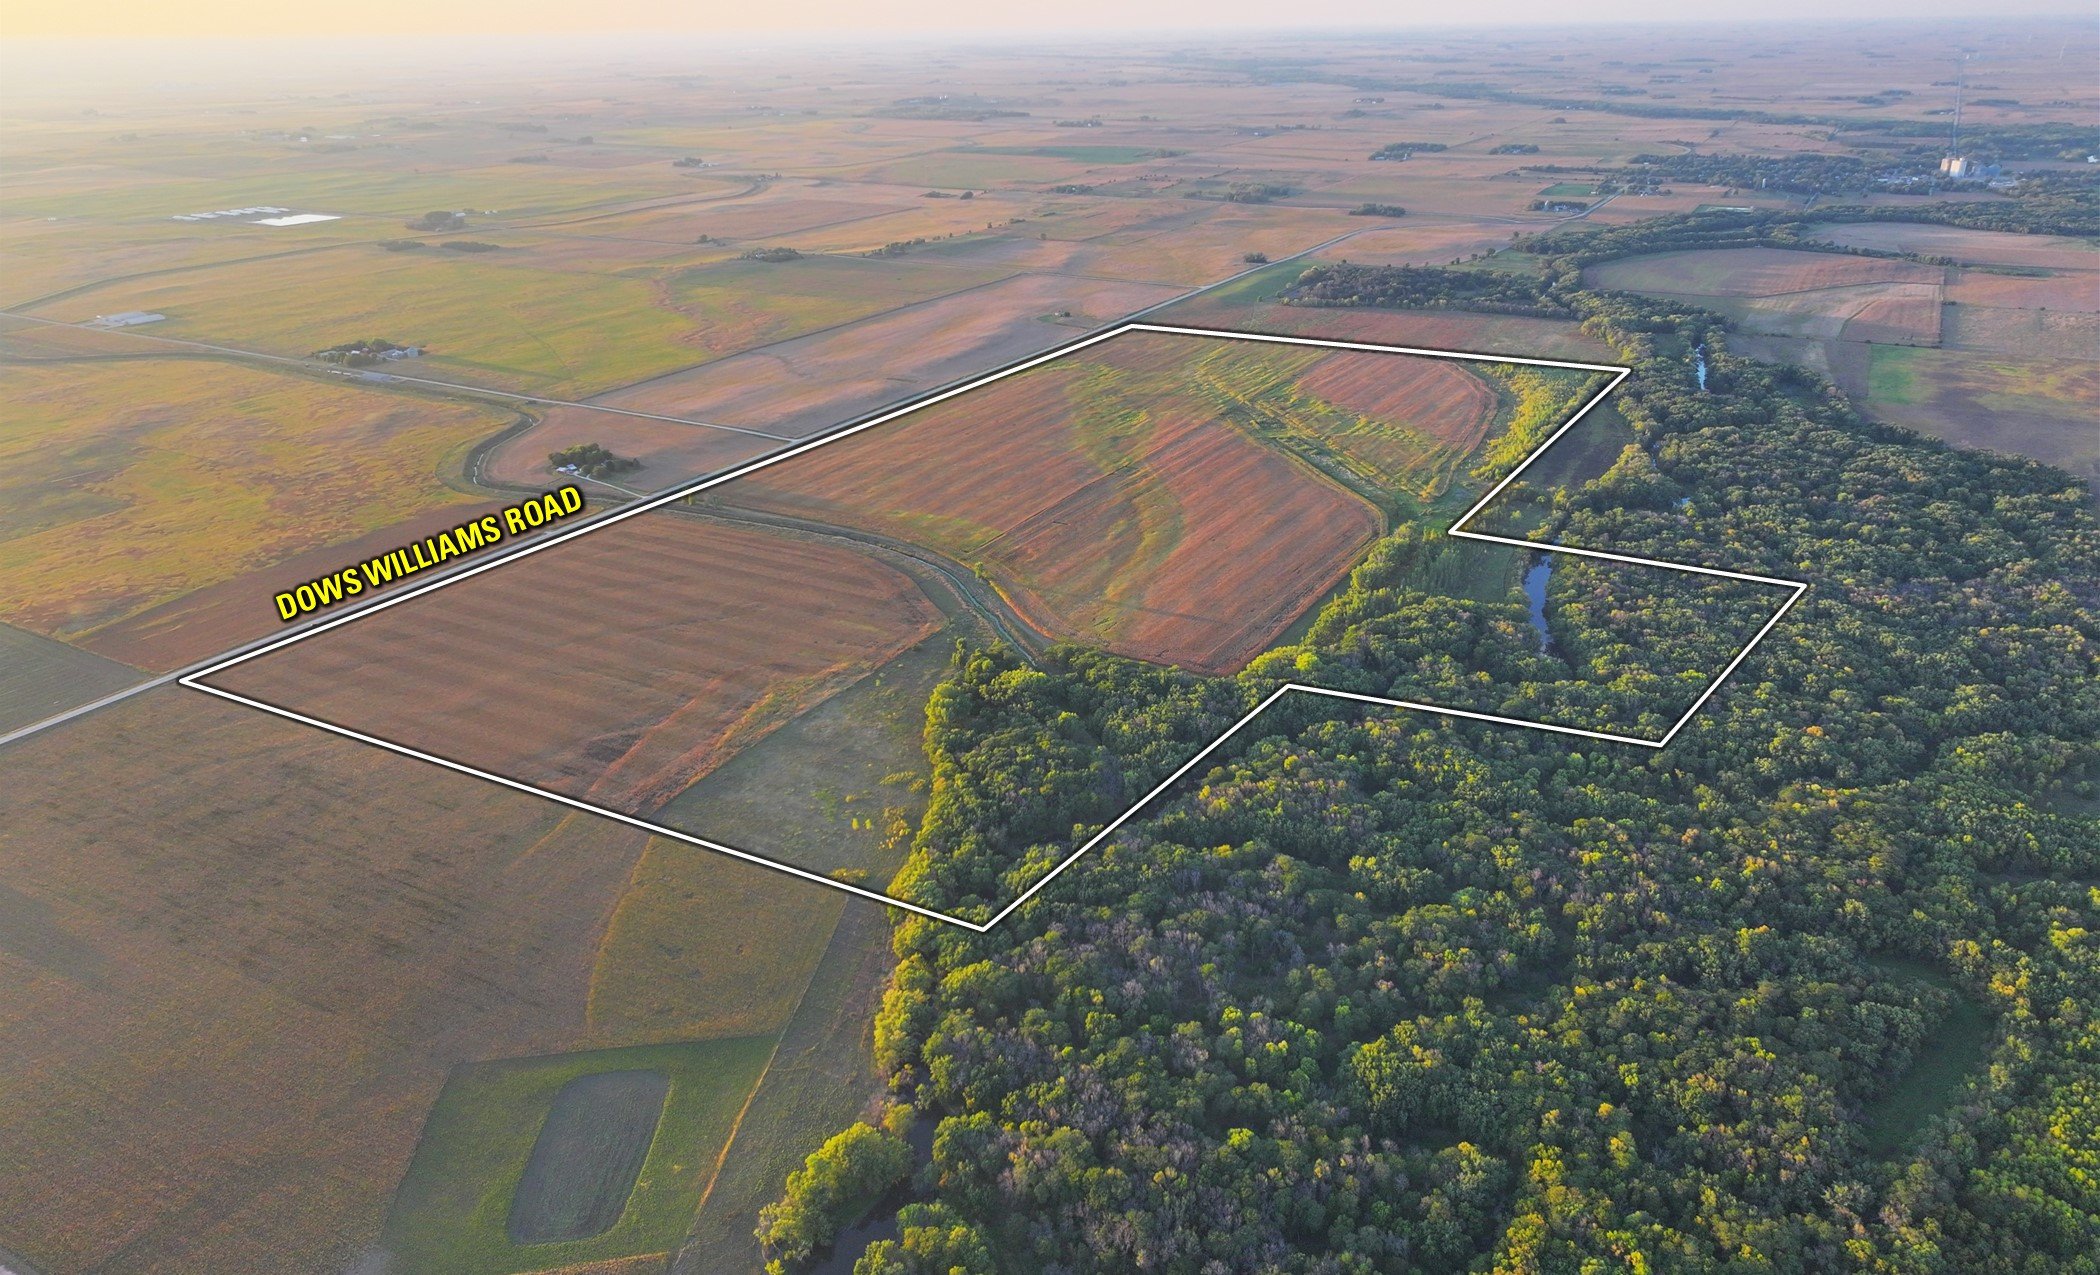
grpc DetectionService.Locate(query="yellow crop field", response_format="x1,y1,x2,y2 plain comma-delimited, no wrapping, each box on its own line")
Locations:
0,352,504,651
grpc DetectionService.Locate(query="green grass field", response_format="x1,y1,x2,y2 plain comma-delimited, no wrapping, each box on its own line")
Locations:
1538,182,1598,197
1865,343,1929,404
1861,997,1995,1156
653,633,950,880
1860,343,2100,482
382,1037,777,1275
675,901,899,1273
586,634,950,1047
507,1070,673,1243
1502,393,1636,499
1183,258,1316,307
638,636,950,1269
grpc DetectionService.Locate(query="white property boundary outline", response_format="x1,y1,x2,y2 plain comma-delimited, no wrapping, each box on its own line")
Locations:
182,322,1808,932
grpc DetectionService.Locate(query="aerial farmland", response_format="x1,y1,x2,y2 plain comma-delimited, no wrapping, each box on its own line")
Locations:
1,12,2096,1275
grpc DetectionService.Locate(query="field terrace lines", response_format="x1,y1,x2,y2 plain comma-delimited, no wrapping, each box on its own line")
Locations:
1258,346,1499,494
1297,349,1497,446
718,329,1385,675
186,323,1807,932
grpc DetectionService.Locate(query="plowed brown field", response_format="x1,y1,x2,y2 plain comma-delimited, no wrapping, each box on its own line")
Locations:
1945,268,2100,312
1839,293,1942,346
207,516,942,814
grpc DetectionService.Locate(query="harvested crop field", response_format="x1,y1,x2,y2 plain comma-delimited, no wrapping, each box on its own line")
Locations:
206,515,944,814
1941,305,2100,361
30,246,707,399
1714,284,1943,343
1841,343,2100,493
482,405,775,490
1173,339,1507,499
723,329,1391,674
1584,246,1943,297
1161,295,1617,364
660,253,1014,358
0,688,655,1273
1838,292,1943,346
1585,247,1949,346
558,190,915,244
79,498,516,672
1944,267,2100,313
1808,223,2100,270
0,621,142,733
1305,218,1536,268
1066,204,1359,286
490,272,1187,468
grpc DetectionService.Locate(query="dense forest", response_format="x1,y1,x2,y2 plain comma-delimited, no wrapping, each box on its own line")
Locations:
1287,264,1574,318
761,208,2100,1273
1609,153,1900,196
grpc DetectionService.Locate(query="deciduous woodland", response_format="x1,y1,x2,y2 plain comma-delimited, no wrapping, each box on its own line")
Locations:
764,202,2100,1274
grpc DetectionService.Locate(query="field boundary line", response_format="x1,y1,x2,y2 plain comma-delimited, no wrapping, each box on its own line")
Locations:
180,322,1808,932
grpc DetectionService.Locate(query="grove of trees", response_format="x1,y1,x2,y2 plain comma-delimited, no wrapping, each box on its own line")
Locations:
763,204,2100,1273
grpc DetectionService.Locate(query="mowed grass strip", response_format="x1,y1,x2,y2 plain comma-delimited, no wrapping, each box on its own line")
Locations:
1189,342,1503,501
383,1037,777,1275
507,1069,673,1243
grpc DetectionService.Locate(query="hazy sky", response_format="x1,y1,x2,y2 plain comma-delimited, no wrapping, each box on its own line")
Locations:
4,0,2086,39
